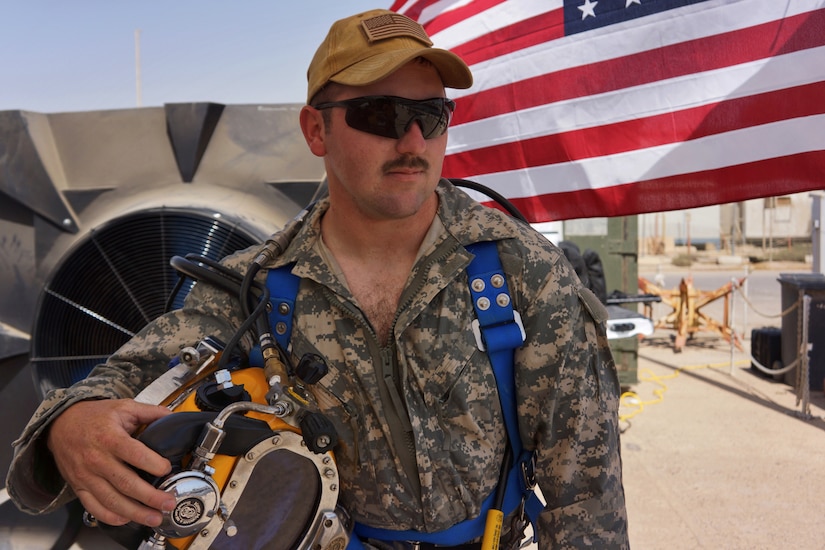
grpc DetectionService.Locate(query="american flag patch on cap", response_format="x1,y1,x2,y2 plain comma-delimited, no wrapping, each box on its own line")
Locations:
361,13,432,46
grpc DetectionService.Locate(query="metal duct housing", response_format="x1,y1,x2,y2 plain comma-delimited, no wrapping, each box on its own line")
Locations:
0,102,324,477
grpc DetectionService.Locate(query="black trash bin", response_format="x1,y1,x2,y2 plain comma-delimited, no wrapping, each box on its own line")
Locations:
777,273,825,391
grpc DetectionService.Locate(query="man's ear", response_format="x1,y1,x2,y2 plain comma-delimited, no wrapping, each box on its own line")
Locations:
299,105,326,157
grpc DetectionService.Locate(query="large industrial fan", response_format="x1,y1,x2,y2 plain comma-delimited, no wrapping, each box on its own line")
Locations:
0,102,335,549
0,102,325,471
30,208,260,395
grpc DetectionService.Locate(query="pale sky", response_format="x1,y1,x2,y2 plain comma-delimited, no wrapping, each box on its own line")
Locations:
0,1,390,113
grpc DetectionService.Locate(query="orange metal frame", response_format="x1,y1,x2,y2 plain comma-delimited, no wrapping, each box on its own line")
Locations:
638,275,746,352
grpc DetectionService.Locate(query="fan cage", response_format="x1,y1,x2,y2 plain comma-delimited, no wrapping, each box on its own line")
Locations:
31,208,260,397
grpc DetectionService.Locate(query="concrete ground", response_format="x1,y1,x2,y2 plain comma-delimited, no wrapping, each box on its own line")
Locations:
621,315,825,548
622,260,824,549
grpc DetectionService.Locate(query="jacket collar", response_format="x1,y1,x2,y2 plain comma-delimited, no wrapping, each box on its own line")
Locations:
270,179,525,278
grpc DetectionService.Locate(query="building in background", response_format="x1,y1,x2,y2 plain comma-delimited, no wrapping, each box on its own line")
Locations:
638,191,816,257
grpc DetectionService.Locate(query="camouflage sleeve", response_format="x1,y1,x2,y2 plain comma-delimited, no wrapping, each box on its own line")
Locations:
5,249,256,514
513,246,628,549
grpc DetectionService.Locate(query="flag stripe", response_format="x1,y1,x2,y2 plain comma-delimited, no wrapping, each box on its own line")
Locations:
432,0,819,67
389,0,442,23
500,150,825,221
444,79,825,177
419,0,510,36
449,45,825,155
455,114,825,197
449,8,825,126
427,0,562,54
447,9,565,66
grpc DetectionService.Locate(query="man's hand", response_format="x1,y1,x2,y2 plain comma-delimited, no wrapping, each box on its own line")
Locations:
47,399,177,527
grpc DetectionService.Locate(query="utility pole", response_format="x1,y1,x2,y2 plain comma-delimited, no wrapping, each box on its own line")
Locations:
135,29,142,107
813,191,824,274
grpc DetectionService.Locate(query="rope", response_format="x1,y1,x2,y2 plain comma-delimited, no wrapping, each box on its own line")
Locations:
728,281,807,379
731,279,800,319
733,290,813,418
748,354,798,377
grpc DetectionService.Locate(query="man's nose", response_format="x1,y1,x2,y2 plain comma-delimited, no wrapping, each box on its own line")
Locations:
397,118,427,153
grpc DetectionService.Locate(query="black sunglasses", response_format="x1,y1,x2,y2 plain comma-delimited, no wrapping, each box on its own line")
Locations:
313,95,456,140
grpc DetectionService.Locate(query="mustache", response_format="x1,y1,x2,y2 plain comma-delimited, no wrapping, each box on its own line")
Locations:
382,155,429,173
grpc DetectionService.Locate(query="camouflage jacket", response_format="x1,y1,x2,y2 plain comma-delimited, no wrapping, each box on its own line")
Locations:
7,180,628,548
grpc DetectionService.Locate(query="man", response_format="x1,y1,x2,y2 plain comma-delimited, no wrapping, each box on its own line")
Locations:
7,9,628,549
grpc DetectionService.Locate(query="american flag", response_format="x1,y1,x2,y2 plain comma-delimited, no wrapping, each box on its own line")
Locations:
390,0,825,222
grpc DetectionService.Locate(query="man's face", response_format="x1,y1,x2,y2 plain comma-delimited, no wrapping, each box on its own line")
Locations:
316,60,449,222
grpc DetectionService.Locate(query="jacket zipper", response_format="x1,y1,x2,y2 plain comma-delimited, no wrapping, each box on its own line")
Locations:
317,239,464,502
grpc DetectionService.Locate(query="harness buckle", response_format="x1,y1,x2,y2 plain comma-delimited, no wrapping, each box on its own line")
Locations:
520,452,537,490
471,311,525,352
504,498,530,550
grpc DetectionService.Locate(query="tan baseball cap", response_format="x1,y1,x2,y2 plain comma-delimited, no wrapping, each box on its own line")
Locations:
307,9,473,103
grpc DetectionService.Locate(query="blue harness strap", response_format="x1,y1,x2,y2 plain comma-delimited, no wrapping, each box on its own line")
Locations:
259,245,542,548
463,241,542,538
465,240,525,449
247,264,300,368
266,265,301,351
353,241,541,546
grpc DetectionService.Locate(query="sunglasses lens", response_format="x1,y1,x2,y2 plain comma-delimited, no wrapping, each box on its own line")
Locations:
344,97,454,139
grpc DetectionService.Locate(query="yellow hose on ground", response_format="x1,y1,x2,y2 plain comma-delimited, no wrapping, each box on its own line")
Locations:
620,359,751,423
